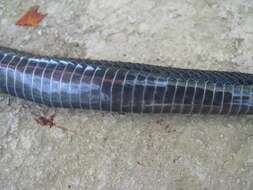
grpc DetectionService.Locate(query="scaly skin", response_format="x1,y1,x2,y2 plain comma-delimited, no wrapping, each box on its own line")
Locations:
0,46,252,114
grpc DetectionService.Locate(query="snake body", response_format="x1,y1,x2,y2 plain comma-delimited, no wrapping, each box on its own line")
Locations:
0,46,253,114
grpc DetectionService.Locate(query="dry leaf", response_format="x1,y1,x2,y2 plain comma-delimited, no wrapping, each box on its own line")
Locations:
34,113,76,133
16,6,47,27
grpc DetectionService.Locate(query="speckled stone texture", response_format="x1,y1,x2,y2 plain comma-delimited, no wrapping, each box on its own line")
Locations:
1,0,253,189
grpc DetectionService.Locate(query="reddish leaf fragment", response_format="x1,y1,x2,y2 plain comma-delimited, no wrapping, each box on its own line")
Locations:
16,6,47,27
35,113,56,128
34,114,76,134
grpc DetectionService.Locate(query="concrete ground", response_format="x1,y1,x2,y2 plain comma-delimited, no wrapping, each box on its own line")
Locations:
1,0,253,189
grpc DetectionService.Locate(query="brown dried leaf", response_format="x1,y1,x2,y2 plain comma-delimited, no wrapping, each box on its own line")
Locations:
16,6,47,27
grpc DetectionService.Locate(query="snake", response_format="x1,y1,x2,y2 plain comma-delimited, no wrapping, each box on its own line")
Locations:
0,46,253,114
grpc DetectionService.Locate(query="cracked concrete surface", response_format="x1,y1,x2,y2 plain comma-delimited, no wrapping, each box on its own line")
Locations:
1,0,253,189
